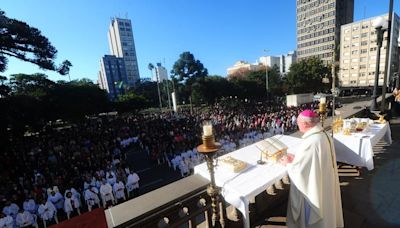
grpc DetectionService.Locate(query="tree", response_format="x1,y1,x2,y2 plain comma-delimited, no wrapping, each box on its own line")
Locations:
171,52,208,111
171,52,208,85
285,57,330,94
133,81,159,107
0,75,10,97
9,73,55,97
0,10,71,74
115,91,149,112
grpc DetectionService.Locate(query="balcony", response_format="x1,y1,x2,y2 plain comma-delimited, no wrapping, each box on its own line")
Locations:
59,97,399,228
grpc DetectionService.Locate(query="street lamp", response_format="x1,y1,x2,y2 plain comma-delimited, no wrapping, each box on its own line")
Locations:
370,16,388,111
263,49,270,100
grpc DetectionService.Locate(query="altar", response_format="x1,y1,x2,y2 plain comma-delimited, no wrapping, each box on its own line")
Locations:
334,122,392,170
194,135,302,228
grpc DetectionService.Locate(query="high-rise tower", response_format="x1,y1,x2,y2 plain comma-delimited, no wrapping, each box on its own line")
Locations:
108,18,140,85
296,0,354,63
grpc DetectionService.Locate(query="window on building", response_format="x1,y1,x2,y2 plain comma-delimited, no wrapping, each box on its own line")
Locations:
361,24,369,29
352,50,359,55
360,49,368,54
360,57,367,62
361,33,368,38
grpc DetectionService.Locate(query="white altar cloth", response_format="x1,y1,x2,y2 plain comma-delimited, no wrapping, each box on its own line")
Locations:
334,122,392,170
194,135,302,228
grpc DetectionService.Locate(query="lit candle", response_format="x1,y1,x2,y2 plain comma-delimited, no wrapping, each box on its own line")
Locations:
203,124,213,136
320,96,326,104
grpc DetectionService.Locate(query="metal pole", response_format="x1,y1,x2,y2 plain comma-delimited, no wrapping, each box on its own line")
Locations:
156,68,162,111
332,50,336,121
266,66,269,92
166,79,172,111
371,27,384,111
381,0,394,112
264,50,269,100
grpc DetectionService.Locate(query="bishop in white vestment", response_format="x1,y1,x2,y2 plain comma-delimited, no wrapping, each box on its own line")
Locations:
281,110,344,228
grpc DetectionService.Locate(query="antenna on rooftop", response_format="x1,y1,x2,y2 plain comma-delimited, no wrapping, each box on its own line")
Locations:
125,12,128,19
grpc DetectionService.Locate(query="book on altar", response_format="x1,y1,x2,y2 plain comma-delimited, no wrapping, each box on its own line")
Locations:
255,137,288,162
219,156,248,173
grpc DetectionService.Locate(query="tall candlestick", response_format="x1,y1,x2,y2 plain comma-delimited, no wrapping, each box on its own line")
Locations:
320,96,326,104
203,125,213,136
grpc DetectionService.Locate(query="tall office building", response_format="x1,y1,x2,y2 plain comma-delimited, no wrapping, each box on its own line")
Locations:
339,13,400,87
280,51,297,75
98,55,128,99
296,0,354,63
108,18,140,85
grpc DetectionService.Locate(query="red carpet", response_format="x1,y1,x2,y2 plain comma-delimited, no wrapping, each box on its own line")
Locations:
50,208,107,228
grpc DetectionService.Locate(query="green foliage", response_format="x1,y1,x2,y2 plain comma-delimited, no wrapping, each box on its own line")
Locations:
0,10,71,74
227,66,283,99
114,91,149,113
285,57,330,94
1,73,110,139
133,81,159,106
9,73,55,97
171,52,208,86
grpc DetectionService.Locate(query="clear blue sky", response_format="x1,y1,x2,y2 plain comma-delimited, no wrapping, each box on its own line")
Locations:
1,0,398,82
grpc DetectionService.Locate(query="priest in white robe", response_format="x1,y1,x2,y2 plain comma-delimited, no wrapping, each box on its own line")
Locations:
38,200,58,225
113,181,126,202
15,209,37,227
106,171,117,185
23,197,37,215
84,186,101,211
47,190,64,211
126,171,140,198
100,181,115,208
64,191,81,219
2,201,19,219
281,110,344,228
0,213,13,228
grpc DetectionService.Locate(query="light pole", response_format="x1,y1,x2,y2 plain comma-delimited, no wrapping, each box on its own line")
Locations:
380,0,394,112
371,16,388,111
263,49,270,100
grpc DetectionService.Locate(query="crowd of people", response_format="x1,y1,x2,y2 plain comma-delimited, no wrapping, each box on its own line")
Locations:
1,99,319,227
